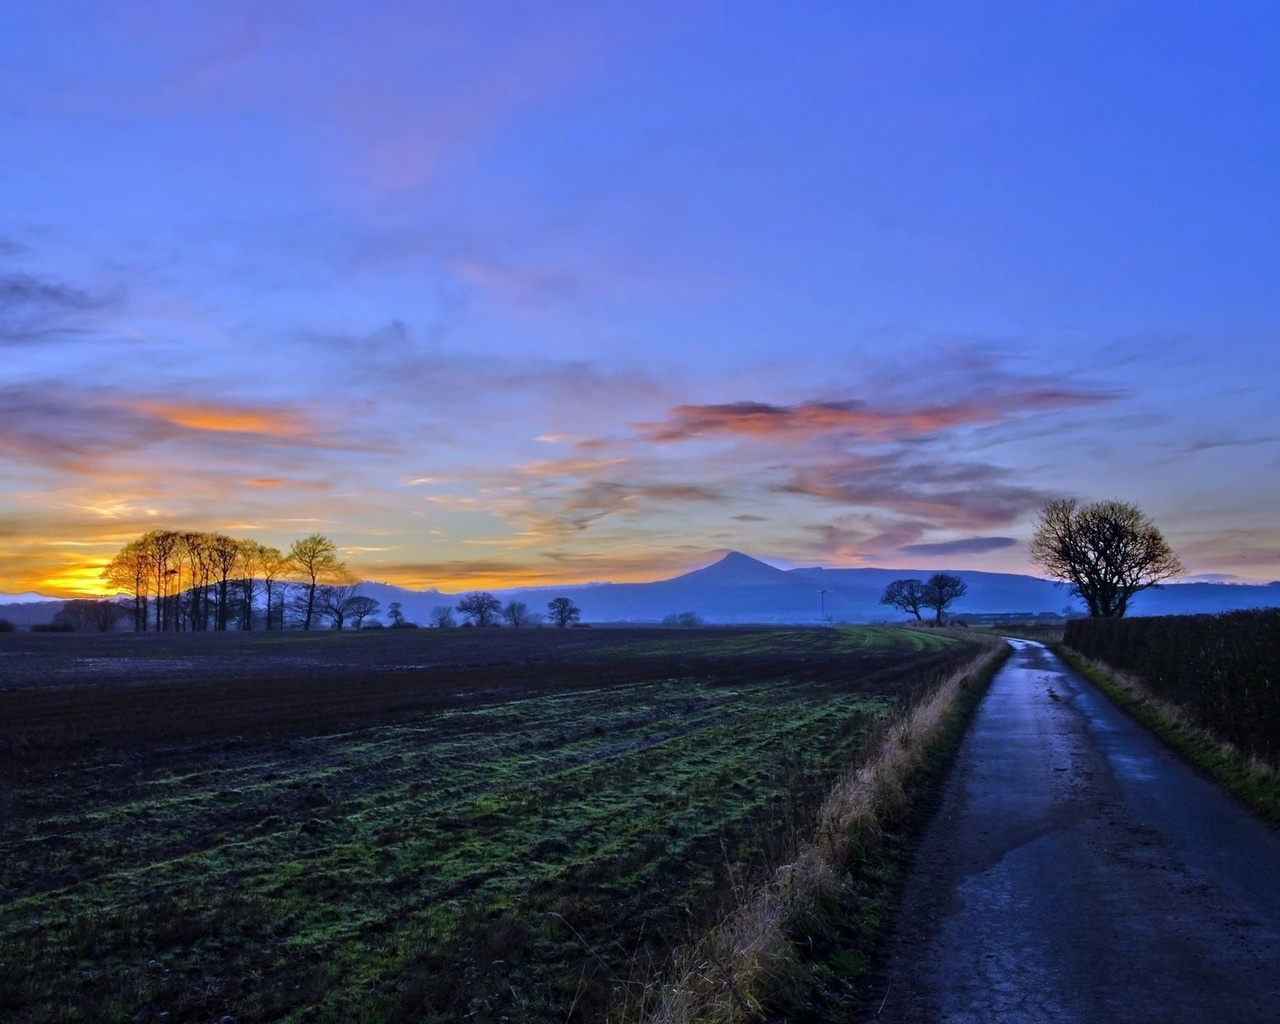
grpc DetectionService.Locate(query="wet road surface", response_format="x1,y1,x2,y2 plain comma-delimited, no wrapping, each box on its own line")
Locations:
873,639,1280,1023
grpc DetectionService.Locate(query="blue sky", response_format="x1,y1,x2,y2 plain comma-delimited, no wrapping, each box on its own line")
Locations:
2,1,1278,596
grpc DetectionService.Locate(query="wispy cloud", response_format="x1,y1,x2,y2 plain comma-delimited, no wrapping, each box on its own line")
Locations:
635,388,1116,445
0,272,120,345
900,536,1019,556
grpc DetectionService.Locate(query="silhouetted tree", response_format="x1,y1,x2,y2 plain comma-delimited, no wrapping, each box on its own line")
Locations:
53,599,125,632
662,611,704,627
457,591,501,627
208,534,241,630
288,533,346,630
259,546,288,630
429,605,455,628
345,595,380,629
1029,498,1183,618
101,540,151,631
388,601,405,626
547,596,581,628
501,600,530,627
921,573,967,624
880,579,927,621
315,582,361,630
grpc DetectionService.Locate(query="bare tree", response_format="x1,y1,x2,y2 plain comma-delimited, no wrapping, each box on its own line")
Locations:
180,532,213,630
921,573,967,624
288,533,346,631
501,600,530,627
547,596,581,628
1029,498,1183,618
429,605,456,628
236,540,268,630
345,595,380,629
315,582,361,630
53,599,125,632
143,530,180,631
456,591,502,627
880,579,927,621
101,540,151,631
207,534,241,630
259,545,288,630
388,601,405,626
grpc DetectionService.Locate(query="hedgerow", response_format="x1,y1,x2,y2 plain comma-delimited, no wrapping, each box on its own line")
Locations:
1064,609,1280,763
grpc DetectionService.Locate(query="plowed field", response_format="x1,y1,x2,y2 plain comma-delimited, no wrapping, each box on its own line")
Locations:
0,626,974,1023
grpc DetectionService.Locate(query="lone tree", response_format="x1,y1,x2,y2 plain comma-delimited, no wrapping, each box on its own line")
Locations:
921,573,967,624
1029,498,1183,618
880,578,927,621
456,591,502,627
547,596,581,628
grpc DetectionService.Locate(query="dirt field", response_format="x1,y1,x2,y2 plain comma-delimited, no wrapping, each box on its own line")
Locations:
0,626,973,1023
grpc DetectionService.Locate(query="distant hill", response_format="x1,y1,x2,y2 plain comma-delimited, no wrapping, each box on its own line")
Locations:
363,552,1280,626
0,600,69,628
6,553,1279,629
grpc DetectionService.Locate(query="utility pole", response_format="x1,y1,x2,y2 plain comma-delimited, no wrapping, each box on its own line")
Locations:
819,589,828,623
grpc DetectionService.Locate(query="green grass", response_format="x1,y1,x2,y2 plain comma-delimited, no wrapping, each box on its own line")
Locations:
0,627,980,1023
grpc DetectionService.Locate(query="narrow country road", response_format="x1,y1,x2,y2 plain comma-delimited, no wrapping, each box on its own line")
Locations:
872,639,1280,1023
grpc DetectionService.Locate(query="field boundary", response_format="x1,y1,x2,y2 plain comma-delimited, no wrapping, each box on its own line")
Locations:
618,634,1010,1023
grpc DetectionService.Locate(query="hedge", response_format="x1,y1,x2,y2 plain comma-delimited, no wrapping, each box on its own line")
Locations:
1064,609,1280,763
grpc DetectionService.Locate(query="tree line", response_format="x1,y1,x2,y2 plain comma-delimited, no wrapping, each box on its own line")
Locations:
94,529,586,634
100,530,359,632
421,593,581,629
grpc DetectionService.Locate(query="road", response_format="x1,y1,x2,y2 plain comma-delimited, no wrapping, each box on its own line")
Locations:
872,639,1280,1023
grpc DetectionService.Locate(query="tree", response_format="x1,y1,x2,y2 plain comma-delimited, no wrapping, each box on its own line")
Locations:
547,596,581,628
388,601,405,626
880,579,927,621
1029,498,1183,618
456,591,501,627
101,540,151,631
501,600,530,627
429,605,455,628
662,611,704,627
259,546,288,631
345,595,380,629
208,534,241,630
315,582,361,630
53,599,125,632
288,534,346,631
921,573,967,624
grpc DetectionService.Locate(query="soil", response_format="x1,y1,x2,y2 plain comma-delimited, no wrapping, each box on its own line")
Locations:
870,640,1280,1023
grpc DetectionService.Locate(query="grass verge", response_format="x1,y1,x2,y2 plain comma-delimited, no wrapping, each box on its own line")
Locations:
615,634,1010,1023
1056,645,1280,824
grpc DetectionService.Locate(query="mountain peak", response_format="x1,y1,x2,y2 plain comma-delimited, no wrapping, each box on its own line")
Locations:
677,551,791,585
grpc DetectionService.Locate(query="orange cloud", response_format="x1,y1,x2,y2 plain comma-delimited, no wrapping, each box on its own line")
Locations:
128,399,311,437
635,390,1116,444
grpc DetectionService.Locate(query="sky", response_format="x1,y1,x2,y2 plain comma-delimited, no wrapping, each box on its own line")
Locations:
2,1,1278,598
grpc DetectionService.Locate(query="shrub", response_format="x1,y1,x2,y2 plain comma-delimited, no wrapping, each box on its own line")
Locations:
32,621,76,632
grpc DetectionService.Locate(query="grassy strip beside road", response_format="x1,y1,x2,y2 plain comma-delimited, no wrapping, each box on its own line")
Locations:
626,633,1010,1024
0,627,978,1024
1057,646,1280,824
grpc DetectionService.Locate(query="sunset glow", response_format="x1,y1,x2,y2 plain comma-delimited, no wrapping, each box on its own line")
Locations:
2,3,1278,599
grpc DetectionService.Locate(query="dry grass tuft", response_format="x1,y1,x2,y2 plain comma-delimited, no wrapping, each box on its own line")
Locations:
619,636,1008,1024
